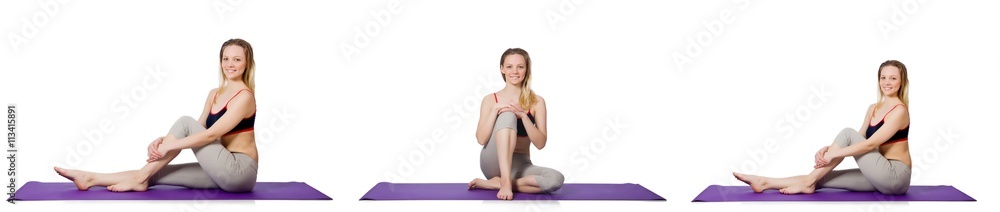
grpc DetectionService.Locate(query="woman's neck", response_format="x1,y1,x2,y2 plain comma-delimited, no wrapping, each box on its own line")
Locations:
880,96,901,105
224,79,245,90
500,84,521,97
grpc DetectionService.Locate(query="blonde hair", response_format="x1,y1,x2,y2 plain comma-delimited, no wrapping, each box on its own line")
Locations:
874,60,909,117
500,48,537,110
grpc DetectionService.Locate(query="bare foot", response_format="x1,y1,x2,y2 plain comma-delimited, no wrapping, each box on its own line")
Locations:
779,184,815,194
468,178,501,190
733,172,768,193
497,180,513,200
54,167,95,191
107,178,148,192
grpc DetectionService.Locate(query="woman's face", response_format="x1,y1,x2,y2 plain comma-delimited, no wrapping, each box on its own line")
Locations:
221,45,246,80
879,65,902,97
501,54,527,85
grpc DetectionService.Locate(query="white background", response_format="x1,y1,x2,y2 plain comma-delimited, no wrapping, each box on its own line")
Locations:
1,0,997,212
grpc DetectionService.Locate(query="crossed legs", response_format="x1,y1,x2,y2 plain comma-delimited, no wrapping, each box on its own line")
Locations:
470,112,565,200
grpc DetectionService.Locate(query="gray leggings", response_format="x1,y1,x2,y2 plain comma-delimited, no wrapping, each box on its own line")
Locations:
147,116,258,192
480,112,565,193
816,128,911,195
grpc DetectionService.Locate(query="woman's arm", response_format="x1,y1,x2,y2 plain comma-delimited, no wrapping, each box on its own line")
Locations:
858,104,875,137
162,91,255,151
197,89,217,128
828,106,908,158
475,95,499,146
519,96,547,149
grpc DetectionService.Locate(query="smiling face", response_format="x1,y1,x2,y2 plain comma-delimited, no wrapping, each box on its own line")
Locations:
501,54,527,85
878,65,902,97
220,45,247,81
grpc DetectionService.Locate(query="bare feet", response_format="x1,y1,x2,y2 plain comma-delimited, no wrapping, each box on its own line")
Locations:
779,183,816,194
497,181,514,200
468,178,501,190
107,178,148,192
733,172,768,193
54,167,95,191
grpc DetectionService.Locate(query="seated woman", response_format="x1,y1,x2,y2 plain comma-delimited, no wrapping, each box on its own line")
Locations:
53,38,260,192
467,48,565,200
734,60,912,195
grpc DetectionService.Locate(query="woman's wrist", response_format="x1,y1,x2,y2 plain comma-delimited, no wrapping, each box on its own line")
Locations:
825,148,842,160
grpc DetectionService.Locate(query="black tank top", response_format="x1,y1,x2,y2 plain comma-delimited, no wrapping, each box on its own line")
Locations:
207,89,255,136
866,104,908,145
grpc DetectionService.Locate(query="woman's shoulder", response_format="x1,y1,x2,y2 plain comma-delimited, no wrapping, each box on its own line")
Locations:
204,88,220,102
482,92,496,103
534,94,544,102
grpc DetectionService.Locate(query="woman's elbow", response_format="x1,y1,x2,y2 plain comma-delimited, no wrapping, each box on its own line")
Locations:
476,136,487,146
534,140,547,150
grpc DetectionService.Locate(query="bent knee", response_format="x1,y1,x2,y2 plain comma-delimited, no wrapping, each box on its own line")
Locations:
885,182,910,195
494,112,518,129
217,178,256,193
881,187,908,195
210,171,257,193
540,171,566,193
175,116,197,124
835,127,859,147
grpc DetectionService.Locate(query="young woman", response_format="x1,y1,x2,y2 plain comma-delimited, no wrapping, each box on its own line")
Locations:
53,38,260,192
467,48,565,200
734,60,912,195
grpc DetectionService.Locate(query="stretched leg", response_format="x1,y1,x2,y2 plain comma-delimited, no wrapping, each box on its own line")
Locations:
105,116,206,192
53,167,136,190
733,128,858,194
54,117,194,191
471,112,518,200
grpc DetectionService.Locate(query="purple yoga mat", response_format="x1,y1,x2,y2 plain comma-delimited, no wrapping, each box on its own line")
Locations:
9,181,331,201
359,182,665,201
692,185,976,202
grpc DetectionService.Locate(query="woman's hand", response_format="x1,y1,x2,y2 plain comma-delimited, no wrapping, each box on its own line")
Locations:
147,137,164,159
821,151,837,166
814,146,830,168
147,138,173,163
497,100,528,118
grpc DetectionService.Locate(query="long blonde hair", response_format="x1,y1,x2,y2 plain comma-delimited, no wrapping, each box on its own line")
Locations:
874,60,909,117
215,38,255,100
500,48,537,110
